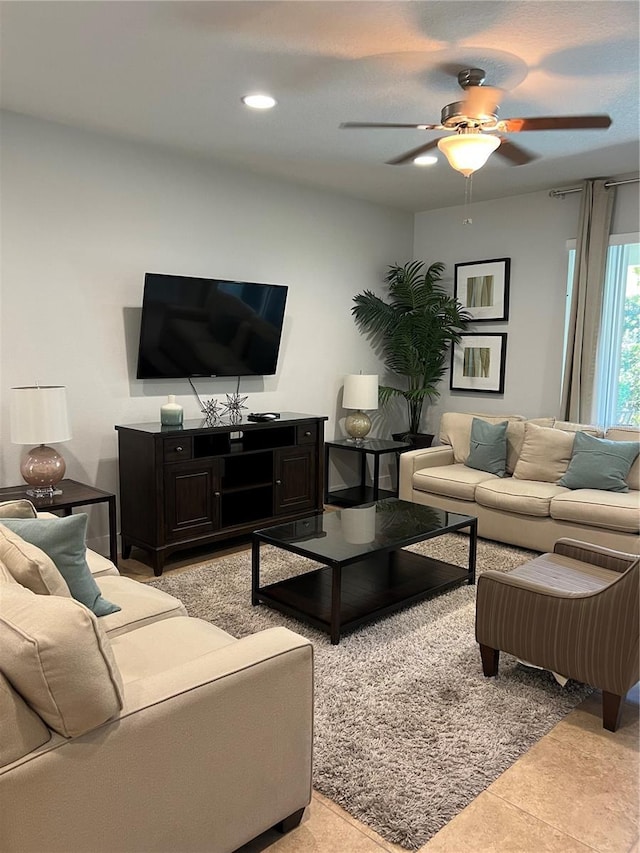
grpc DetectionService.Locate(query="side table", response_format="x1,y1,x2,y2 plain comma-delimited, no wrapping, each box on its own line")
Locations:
324,438,412,507
0,479,118,567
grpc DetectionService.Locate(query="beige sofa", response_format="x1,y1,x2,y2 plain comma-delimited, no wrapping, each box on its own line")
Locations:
0,511,313,853
399,413,640,554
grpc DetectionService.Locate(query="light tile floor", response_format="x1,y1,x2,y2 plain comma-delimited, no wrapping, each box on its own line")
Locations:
119,545,640,853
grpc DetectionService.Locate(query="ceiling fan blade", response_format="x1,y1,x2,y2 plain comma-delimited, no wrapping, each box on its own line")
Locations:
340,121,441,130
500,115,612,132
386,138,441,165
495,137,538,165
461,85,503,119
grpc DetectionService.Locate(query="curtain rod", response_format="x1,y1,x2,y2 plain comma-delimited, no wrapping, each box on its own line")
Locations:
549,177,639,198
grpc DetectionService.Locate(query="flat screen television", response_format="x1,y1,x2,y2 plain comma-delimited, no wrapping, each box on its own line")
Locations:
136,273,288,379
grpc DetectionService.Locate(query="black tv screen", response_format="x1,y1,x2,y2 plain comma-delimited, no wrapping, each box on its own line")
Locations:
136,273,288,379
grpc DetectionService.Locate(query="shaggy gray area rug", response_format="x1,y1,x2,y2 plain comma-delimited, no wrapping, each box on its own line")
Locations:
149,534,592,850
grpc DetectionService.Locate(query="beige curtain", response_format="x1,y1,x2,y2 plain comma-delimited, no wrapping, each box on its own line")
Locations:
560,178,616,422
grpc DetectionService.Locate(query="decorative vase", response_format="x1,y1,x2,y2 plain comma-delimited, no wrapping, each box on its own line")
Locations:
160,395,183,426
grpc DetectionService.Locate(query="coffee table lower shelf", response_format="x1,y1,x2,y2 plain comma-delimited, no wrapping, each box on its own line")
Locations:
253,549,470,644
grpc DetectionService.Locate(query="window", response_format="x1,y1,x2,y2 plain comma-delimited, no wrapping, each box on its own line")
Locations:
565,234,640,427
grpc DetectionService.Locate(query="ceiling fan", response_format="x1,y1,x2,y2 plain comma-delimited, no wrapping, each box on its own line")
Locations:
340,68,612,176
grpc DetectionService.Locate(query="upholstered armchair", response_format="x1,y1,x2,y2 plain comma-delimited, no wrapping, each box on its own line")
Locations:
475,538,639,731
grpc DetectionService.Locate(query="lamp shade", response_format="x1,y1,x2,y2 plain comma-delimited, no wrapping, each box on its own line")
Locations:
437,133,500,177
343,374,378,411
10,386,72,445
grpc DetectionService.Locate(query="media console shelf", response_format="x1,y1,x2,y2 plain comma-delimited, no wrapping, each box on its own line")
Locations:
115,412,327,575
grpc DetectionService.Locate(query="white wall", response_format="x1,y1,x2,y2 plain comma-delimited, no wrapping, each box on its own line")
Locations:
1,111,412,546
413,181,639,435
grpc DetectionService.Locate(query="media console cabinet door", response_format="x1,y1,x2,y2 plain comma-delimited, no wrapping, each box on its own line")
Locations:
274,447,316,514
164,460,220,540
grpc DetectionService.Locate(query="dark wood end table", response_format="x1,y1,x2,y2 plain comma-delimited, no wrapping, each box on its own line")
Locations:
324,438,413,507
0,479,118,567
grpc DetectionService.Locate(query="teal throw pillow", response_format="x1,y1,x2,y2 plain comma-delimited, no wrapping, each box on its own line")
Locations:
558,431,640,492
0,514,120,616
465,418,508,477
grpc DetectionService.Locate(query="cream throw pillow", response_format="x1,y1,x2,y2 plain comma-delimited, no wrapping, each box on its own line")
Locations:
513,422,575,483
0,558,18,585
505,418,556,474
0,499,37,518
0,523,70,597
0,583,124,737
0,670,51,766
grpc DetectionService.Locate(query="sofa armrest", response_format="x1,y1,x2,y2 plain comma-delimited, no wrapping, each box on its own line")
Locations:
121,626,311,713
0,627,313,853
553,538,638,574
399,446,455,499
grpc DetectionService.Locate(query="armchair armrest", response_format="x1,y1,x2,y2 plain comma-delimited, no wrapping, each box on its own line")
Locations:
399,446,454,499
477,568,594,599
0,627,313,853
553,538,638,573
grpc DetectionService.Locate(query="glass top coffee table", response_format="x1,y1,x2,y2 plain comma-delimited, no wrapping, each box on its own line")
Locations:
252,498,477,644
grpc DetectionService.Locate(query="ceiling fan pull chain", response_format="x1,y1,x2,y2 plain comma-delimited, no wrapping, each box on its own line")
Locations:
463,175,473,225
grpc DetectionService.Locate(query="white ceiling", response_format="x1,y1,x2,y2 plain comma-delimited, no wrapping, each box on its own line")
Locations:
1,1,638,212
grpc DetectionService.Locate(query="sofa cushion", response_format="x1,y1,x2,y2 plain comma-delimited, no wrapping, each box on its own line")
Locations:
110,616,237,683
0,583,124,738
558,431,640,492
475,478,568,517
553,420,604,438
465,418,508,477
605,427,640,491
413,463,498,501
438,412,524,464
1,515,120,616
0,499,37,518
96,576,187,637
0,524,70,597
512,422,575,483
86,548,120,578
0,670,51,767
550,490,640,534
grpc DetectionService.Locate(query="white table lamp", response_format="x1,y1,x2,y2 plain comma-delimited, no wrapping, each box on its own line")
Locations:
343,374,378,444
10,385,72,497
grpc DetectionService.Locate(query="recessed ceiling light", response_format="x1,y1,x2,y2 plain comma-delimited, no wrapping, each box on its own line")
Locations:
241,93,277,110
413,155,438,166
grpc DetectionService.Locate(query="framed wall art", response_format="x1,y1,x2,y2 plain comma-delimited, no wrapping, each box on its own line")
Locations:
454,257,510,321
450,333,507,394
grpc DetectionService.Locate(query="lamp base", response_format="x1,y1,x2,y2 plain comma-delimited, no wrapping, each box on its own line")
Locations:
20,444,66,496
25,486,63,499
345,410,372,445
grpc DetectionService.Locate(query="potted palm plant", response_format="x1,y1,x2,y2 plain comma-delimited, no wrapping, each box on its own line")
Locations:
352,260,470,446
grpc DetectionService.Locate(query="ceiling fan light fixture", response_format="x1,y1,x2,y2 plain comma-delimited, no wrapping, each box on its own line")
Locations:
437,133,500,177
413,154,438,166
241,93,277,110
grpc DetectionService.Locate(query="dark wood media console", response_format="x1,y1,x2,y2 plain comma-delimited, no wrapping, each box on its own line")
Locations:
115,412,327,575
